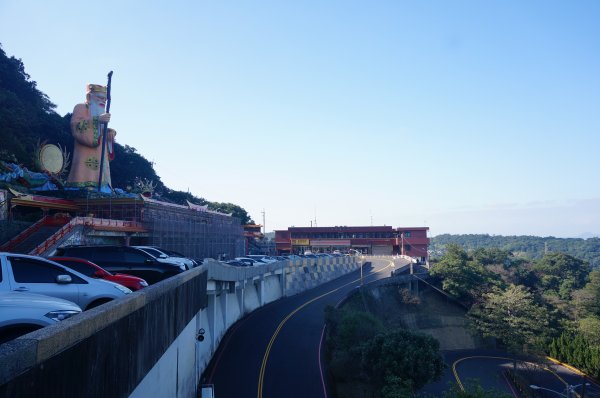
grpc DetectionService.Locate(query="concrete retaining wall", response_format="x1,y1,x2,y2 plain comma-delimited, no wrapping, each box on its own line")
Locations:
285,256,361,295
0,256,360,397
0,266,208,398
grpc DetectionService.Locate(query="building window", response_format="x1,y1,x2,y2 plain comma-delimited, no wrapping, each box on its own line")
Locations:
404,231,411,237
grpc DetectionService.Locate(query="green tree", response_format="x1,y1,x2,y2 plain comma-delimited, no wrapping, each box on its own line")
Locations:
472,247,511,266
381,375,413,398
578,316,600,346
572,269,600,318
468,285,549,350
429,244,500,304
533,253,591,300
109,145,165,191
361,329,445,391
324,307,385,382
548,332,600,379
430,234,600,269
442,380,510,398
207,202,254,225
0,43,70,166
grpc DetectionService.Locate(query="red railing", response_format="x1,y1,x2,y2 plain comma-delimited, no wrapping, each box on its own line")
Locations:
77,217,143,229
30,219,77,256
0,216,49,252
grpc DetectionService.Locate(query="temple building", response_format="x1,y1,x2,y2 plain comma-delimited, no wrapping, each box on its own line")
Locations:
0,189,245,260
274,225,429,262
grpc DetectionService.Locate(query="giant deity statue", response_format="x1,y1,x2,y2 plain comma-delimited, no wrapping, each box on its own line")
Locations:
66,83,116,192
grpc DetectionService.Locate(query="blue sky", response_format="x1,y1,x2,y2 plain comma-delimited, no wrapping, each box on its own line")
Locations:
1,1,599,237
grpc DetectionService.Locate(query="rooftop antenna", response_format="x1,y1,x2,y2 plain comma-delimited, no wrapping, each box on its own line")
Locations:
314,206,317,228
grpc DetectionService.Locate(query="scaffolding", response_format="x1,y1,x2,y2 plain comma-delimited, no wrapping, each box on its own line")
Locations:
72,195,244,260
141,199,245,261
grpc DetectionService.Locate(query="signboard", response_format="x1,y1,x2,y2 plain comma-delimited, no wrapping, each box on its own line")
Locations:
310,240,351,246
291,239,310,245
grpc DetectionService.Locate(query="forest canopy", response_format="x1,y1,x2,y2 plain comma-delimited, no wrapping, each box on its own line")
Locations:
431,234,600,268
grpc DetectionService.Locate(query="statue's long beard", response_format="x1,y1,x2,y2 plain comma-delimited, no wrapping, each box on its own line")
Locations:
89,100,105,117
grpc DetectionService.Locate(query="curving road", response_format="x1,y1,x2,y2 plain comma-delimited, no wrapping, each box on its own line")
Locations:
421,349,600,397
203,257,402,398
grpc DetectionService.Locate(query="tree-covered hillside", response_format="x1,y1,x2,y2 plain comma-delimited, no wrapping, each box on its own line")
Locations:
431,234,600,268
430,246,600,379
0,44,253,224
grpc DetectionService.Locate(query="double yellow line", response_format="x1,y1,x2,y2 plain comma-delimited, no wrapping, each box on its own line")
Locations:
452,356,574,396
256,260,393,398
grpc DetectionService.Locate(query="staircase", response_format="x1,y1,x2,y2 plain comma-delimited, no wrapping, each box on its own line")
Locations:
10,225,64,254
0,215,70,254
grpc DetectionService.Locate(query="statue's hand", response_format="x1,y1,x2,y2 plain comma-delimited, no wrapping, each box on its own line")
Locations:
99,113,111,123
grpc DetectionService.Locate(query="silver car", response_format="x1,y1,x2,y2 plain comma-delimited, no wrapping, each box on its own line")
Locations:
133,246,194,270
0,253,131,310
0,291,81,344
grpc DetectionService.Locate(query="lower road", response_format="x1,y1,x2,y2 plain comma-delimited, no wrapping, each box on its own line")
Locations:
203,258,398,398
422,349,600,397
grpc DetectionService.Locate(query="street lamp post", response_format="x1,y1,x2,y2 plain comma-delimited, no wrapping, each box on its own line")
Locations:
530,382,590,398
530,385,567,397
360,259,363,286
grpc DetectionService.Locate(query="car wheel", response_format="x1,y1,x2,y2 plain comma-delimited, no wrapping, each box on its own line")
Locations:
85,298,113,310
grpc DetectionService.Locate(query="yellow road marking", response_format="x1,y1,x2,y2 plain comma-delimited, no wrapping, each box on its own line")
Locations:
257,260,393,398
452,356,574,396
546,356,586,376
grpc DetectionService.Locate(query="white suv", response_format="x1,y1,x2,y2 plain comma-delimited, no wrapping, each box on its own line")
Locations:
0,253,131,310
134,246,194,270
0,291,81,344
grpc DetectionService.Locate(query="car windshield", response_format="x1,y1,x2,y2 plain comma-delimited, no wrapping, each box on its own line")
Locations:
53,259,103,277
140,247,165,257
161,249,185,257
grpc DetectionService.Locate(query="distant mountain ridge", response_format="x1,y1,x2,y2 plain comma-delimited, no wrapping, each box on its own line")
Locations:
430,234,600,268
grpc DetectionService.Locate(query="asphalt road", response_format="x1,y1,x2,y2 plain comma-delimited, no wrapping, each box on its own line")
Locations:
203,258,397,398
421,349,600,397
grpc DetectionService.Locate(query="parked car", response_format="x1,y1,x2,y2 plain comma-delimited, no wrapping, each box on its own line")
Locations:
234,257,264,266
53,245,187,285
49,257,148,291
316,253,332,258
0,253,131,310
247,255,277,264
133,246,195,270
0,291,82,344
225,260,247,267
157,248,202,268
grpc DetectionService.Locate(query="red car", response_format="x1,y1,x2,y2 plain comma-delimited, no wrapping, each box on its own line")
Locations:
49,257,149,291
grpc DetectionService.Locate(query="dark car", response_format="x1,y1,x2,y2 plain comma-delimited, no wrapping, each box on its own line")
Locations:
225,260,247,267
49,257,149,291
53,246,186,285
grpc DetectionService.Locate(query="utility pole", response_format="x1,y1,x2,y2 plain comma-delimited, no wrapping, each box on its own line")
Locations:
401,233,405,256
261,209,266,235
